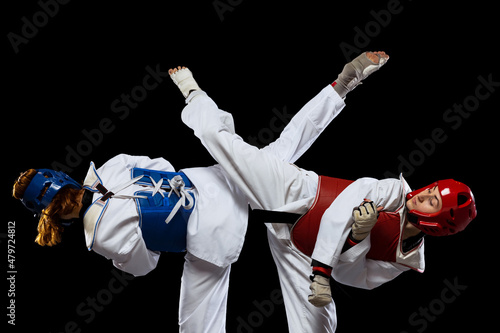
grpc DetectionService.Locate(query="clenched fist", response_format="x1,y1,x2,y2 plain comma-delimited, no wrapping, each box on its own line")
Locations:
308,275,332,307
351,200,383,241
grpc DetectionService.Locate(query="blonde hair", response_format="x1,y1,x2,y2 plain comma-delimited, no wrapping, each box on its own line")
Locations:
13,169,83,246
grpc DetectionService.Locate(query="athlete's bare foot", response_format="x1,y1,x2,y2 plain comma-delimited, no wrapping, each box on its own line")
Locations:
169,66,201,98
333,51,390,98
366,51,389,64
168,66,187,76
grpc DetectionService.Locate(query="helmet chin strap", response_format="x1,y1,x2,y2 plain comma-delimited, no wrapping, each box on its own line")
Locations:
406,210,419,225
405,204,436,236
404,200,420,225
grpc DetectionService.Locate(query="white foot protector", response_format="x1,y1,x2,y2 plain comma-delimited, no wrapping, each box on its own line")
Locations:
170,68,201,98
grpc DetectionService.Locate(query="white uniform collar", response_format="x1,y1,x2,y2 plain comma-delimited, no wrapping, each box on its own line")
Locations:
399,173,412,195
396,174,425,272
83,162,104,192
82,162,109,250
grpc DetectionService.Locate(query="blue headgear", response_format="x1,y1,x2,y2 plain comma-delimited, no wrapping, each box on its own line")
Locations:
20,169,82,215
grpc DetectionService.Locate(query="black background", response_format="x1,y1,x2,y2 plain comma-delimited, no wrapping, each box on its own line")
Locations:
3,0,498,332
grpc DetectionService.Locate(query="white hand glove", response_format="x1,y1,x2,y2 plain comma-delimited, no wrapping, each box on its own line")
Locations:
351,200,380,241
308,275,332,307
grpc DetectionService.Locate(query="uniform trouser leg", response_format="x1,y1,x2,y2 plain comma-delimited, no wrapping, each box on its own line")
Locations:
179,252,231,333
181,86,346,211
267,229,337,333
184,93,314,210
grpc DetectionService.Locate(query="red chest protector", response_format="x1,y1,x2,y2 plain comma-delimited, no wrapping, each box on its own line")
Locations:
291,176,353,257
291,176,403,263
366,212,401,262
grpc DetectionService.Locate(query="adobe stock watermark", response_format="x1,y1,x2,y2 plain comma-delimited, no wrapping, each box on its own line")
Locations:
339,0,413,61
384,73,499,179
236,288,284,333
212,0,244,22
7,0,72,54
49,268,135,333
400,276,467,333
247,106,292,148
50,63,170,173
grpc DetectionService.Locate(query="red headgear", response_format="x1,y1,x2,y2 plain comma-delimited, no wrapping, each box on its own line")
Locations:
406,179,477,236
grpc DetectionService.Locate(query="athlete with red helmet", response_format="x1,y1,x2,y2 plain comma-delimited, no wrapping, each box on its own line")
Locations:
305,178,476,307
173,52,477,331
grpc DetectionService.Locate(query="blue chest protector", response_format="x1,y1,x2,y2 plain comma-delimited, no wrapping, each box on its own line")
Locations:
132,168,195,253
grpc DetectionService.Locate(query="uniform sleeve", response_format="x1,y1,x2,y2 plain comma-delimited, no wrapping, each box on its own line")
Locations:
110,233,161,277
311,178,379,267
261,85,346,163
332,237,409,289
92,214,161,277
364,177,406,212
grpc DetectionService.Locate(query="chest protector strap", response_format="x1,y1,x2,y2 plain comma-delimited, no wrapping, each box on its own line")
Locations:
291,176,353,257
132,168,195,253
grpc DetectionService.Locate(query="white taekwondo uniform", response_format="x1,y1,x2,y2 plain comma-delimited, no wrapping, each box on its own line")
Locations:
182,84,425,332
81,84,346,332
